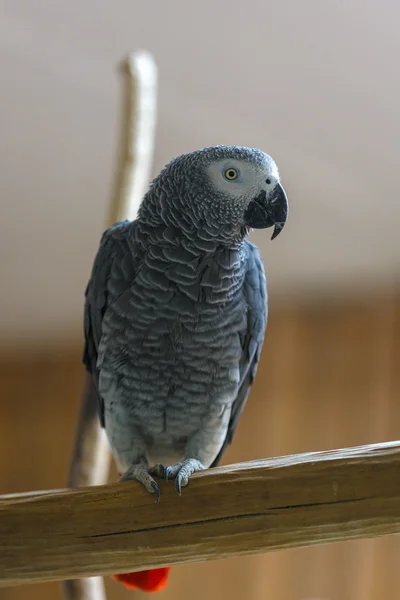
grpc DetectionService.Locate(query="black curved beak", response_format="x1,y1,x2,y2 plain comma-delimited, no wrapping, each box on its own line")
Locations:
244,183,288,240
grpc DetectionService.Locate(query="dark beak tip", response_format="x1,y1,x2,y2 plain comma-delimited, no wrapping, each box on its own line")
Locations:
270,223,285,240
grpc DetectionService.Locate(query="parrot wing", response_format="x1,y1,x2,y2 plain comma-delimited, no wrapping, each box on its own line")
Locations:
82,219,169,592
83,220,134,426
211,241,267,467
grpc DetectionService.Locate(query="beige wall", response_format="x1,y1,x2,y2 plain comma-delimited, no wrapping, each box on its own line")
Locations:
2,1,400,344
1,288,399,600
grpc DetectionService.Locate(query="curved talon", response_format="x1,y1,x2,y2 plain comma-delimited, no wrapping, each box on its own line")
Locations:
175,477,182,495
151,480,161,502
164,466,174,481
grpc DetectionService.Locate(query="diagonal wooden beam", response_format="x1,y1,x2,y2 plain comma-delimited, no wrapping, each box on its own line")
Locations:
2,441,400,588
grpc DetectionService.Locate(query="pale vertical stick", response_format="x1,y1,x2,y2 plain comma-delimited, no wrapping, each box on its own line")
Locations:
63,50,158,600
108,51,158,225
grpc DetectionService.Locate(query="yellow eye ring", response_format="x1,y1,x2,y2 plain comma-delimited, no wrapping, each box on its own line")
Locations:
224,167,239,181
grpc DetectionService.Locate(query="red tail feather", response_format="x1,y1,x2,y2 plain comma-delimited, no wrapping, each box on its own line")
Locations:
112,567,172,592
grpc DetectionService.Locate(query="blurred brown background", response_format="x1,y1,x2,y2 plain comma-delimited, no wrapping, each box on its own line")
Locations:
2,0,400,598
1,288,400,600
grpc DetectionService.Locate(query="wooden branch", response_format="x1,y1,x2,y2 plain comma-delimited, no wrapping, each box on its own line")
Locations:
2,441,400,588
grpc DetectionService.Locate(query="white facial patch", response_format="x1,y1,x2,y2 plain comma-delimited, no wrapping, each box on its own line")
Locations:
206,157,279,202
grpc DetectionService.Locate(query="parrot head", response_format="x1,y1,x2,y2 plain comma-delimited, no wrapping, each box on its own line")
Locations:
143,145,288,241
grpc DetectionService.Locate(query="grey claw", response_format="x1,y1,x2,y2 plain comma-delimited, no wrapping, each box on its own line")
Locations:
165,466,172,481
151,480,161,502
175,477,182,496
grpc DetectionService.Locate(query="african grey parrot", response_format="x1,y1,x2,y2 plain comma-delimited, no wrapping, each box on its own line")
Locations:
83,145,288,502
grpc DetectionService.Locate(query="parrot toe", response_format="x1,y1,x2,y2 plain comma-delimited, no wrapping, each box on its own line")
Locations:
120,464,161,502
149,463,166,479
163,459,205,495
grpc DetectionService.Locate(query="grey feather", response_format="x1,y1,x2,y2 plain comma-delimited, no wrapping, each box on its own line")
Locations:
210,242,267,467
83,220,133,426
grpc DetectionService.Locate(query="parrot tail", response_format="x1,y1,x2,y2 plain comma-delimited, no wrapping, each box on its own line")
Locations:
112,567,171,592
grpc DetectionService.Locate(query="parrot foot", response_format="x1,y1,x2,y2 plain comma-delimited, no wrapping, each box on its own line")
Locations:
120,464,161,502
164,459,205,495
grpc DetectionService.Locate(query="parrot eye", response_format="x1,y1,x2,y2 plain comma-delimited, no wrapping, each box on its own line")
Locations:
224,167,239,181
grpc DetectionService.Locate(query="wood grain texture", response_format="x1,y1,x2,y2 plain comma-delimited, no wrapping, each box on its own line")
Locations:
2,441,400,587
